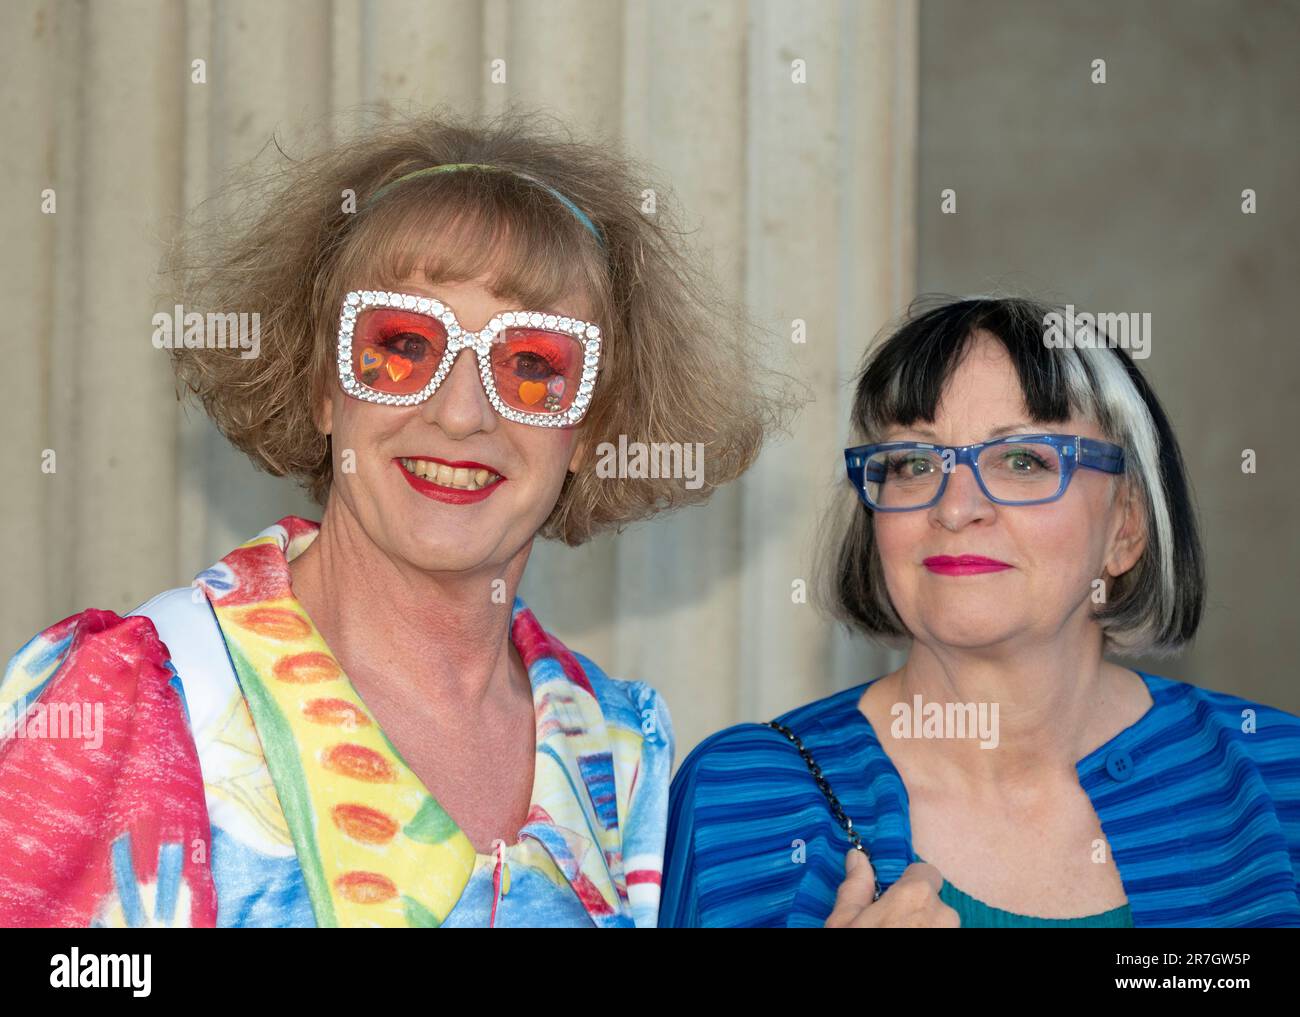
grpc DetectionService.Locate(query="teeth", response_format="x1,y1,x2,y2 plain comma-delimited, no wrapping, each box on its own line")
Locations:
399,458,501,491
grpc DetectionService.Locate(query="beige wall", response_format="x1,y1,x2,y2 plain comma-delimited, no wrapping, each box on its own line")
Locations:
917,0,1300,710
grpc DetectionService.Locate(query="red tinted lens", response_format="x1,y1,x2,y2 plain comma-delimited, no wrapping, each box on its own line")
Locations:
351,308,447,396
490,328,585,414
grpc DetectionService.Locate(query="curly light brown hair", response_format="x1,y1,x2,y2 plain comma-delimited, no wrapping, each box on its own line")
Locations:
162,106,798,544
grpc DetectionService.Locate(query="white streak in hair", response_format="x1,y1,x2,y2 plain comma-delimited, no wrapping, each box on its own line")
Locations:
1057,316,1176,646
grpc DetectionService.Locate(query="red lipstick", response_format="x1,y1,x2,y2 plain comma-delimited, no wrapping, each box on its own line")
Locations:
394,456,505,505
923,555,1012,576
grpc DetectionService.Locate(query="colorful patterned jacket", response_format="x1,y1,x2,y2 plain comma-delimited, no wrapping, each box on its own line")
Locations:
0,517,673,928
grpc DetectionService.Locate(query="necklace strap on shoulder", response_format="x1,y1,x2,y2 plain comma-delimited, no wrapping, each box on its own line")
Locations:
767,720,881,902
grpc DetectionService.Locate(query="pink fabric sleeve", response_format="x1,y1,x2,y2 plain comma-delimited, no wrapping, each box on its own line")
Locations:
0,608,217,927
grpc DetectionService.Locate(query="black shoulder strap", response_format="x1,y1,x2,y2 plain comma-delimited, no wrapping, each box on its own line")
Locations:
768,719,881,902
767,720,865,854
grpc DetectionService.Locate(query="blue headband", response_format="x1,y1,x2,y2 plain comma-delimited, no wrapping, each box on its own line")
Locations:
363,162,607,250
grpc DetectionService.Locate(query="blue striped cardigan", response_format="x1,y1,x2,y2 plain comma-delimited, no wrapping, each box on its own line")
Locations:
660,672,1300,927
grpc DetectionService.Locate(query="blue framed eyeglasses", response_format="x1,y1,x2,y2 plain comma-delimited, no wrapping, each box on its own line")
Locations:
844,433,1125,511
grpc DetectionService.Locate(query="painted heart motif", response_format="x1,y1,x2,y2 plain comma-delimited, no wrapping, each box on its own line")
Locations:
360,347,383,371
518,380,547,406
386,355,413,382
547,376,565,396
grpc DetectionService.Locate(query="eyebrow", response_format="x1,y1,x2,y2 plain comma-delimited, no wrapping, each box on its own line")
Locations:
887,422,1040,442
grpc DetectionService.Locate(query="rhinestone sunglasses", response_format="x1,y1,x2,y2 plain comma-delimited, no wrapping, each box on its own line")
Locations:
336,289,602,426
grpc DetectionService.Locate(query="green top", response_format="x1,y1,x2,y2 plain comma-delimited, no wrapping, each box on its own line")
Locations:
917,852,1133,927
935,874,1133,927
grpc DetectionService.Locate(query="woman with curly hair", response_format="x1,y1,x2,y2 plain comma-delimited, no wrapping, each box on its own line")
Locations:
0,110,783,928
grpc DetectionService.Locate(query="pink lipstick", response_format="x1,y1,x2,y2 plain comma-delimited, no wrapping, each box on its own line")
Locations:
923,555,1012,576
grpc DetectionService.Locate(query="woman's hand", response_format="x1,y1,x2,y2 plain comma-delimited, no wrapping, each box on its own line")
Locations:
824,848,960,927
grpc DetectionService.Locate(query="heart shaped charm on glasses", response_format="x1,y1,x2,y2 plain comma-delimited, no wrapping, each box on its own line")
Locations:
517,381,547,406
386,355,413,382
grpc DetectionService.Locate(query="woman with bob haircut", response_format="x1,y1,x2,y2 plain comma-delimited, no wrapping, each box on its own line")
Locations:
661,295,1300,928
0,109,786,928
